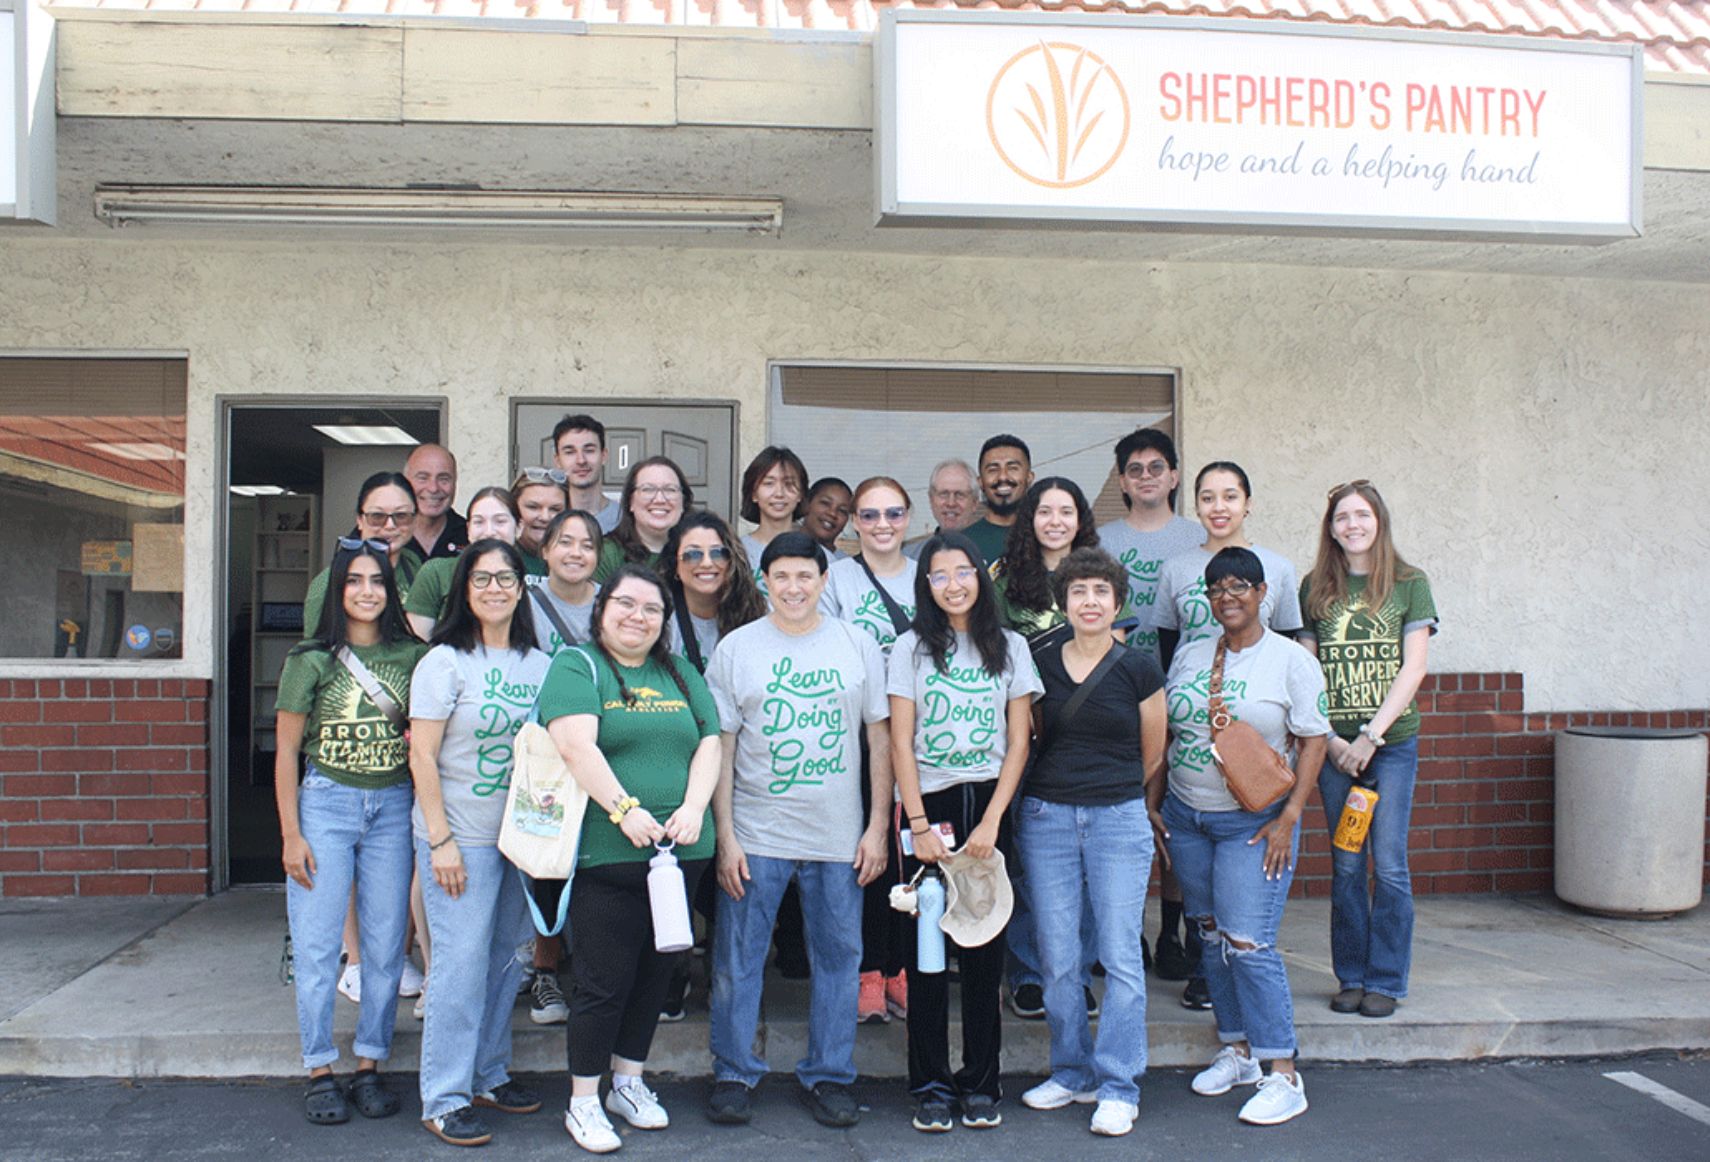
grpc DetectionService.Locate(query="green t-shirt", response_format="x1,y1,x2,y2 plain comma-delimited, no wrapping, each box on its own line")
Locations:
962,518,1011,568
534,647,718,869
591,541,660,586
404,556,457,623
275,639,429,789
1301,571,1438,742
519,550,548,580
301,549,422,640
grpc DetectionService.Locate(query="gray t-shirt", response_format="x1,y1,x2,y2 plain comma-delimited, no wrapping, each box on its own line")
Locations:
409,643,553,845
1164,630,1331,812
1155,543,1304,646
819,555,918,655
886,629,1043,794
707,616,889,862
530,584,597,656
1097,516,1206,663
667,612,722,666
593,497,622,534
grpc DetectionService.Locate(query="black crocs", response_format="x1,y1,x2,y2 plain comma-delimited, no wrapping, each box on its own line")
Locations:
303,1074,350,1125
347,1068,401,1119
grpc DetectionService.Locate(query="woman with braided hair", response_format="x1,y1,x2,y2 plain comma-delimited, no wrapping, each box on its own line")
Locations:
536,564,721,1153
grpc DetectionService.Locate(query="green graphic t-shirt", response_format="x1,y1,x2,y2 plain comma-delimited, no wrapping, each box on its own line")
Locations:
819,556,917,654
275,639,428,789
1096,517,1207,663
886,628,1042,794
1301,571,1438,742
301,549,422,640
403,556,457,624
534,647,718,870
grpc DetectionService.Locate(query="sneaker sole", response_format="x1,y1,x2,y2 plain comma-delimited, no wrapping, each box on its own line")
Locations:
1090,1120,1134,1137
1239,1096,1309,1126
424,1120,493,1148
474,1096,542,1116
858,1011,890,1024
912,1118,954,1132
529,1008,569,1026
706,1107,752,1126
1192,1074,1260,1097
658,1009,687,1024
1021,1090,1097,1111
563,1119,621,1154
605,1102,669,1131
961,1114,1002,1128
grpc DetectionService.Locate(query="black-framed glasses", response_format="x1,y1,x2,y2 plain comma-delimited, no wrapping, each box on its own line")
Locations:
1123,460,1171,479
359,511,414,527
856,506,908,525
469,570,522,591
518,467,569,485
1206,580,1257,600
679,546,731,565
927,567,980,589
336,536,391,553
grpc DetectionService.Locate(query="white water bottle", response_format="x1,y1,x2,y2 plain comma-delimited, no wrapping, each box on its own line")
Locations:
648,842,694,954
916,873,946,974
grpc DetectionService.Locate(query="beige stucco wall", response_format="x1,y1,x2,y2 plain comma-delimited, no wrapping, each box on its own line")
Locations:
1,236,1705,712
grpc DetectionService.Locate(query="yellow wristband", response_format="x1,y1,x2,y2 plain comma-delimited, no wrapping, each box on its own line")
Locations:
608,795,641,825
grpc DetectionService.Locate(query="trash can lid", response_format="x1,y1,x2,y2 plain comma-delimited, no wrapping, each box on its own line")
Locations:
1561,726,1706,741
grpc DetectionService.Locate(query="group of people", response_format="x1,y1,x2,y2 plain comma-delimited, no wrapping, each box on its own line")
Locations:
274,413,1438,1149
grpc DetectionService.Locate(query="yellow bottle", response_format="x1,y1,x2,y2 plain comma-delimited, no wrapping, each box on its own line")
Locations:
1332,785,1382,853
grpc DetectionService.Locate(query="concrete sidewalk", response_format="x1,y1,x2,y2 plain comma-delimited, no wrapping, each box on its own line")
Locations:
0,891,1705,1079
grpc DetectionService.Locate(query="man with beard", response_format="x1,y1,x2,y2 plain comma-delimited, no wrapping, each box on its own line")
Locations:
963,436,1035,567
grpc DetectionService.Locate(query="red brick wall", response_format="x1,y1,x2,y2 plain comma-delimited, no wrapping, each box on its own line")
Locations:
0,679,210,897
1292,673,1710,896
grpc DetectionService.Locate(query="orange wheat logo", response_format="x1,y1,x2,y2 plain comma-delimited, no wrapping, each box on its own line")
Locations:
986,41,1130,190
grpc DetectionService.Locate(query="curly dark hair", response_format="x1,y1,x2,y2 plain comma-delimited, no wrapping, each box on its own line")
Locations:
657,510,767,638
998,477,1099,614
1049,547,1131,612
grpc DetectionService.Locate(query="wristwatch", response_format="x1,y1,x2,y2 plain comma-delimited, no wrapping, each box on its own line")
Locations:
1358,723,1386,747
609,795,641,825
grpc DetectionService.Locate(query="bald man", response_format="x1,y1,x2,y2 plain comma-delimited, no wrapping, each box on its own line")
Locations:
404,443,467,560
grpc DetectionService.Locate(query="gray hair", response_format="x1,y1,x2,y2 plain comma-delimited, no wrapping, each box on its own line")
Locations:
928,458,976,492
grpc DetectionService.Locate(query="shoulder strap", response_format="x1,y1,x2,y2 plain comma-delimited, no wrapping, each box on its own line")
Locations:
336,646,407,731
855,554,912,635
531,590,581,652
1040,642,1125,754
671,586,706,673
1208,636,1232,738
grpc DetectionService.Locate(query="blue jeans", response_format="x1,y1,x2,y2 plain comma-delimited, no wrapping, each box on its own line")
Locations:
416,839,531,1120
1318,735,1419,999
1162,793,1298,1061
285,769,414,1070
711,854,861,1089
1017,795,1152,1105
1005,810,1096,991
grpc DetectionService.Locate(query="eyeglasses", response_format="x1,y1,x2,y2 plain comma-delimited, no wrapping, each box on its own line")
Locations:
336,536,392,552
359,511,414,527
609,595,666,620
679,546,731,565
469,570,522,591
635,484,682,500
518,467,569,485
927,567,980,589
1326,478,1372,498
930,488,975,503
856,506,908,525
1206,580,1257,600
1123,460,1171,479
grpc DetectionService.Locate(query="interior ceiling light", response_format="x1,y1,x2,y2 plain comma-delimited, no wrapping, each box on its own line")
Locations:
229,484,291,496
93,186,784,235
87,442,186,461
312,424,419,446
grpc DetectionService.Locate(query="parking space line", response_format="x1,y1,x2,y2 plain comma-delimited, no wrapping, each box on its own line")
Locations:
1603,1071,1710,1129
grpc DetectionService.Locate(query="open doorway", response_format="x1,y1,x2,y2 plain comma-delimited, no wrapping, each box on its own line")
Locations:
219,402,442,886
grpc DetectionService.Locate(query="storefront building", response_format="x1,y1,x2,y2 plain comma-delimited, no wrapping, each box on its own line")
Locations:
1,0,1706,896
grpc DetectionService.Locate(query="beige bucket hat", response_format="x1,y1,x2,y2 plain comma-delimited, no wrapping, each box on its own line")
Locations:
937,847,1013,949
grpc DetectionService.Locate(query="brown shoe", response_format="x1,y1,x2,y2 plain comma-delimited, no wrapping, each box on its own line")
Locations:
1359,992,1397,1018
1330,986,1364,1014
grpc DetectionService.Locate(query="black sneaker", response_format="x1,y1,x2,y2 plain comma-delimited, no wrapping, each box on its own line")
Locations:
1182,976,1213,1010
1008,983,1045,1019
705,1080,753,1125
960,1093,1002,1129
1084,986,1100,1019
1155,932,1196,981
801,1081,860,1128
912,1097,954,1133
474,1079,542,1115
528,970,568,1025
661,964,690,1022
424,1104,494,1147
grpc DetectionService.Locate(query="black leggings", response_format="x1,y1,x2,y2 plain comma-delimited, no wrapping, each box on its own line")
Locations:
566,858,708,1077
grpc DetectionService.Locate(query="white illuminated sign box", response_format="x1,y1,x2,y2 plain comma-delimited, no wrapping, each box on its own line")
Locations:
2,0,56,226
877,12,1641,242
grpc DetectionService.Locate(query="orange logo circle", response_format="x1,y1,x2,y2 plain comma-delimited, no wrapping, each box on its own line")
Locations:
986,41,1131,190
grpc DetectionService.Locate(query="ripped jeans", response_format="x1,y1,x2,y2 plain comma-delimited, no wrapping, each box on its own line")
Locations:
1162,793,1298,1061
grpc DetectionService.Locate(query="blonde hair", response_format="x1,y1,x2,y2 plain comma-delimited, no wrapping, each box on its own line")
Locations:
1305,481,1416,620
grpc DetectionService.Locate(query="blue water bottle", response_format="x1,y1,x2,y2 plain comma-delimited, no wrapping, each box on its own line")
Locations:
916,872,946,974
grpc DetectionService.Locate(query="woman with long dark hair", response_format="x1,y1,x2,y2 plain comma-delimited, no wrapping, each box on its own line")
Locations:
658,511,768,675
410,539,552,1147
537,565,721,1153
595,457,692,583
302,472,422,632
275,540,425,1125
887,532,1040,1132
1301,481,1436,1019
992,477,1101,645
737,445,809,581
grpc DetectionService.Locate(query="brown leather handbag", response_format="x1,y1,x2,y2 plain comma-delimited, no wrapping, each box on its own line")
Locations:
1208,636,1296,813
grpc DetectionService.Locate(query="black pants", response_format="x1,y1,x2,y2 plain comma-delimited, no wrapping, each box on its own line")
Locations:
566,858,708,1077
860,738,907,977
903,779,1009,1102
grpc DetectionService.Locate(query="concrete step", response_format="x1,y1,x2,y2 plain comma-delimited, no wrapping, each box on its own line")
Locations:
1,890,1706,1078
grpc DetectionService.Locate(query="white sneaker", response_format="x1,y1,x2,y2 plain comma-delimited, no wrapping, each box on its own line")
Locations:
606,1077,669,1130
565,1097,622,1153
412,981,428,1021
398,959,426,998
1238,1070,1308,1126
1090,1098,1138,1137
337,961,361,1004
1192,1045,1263,1096
1021,1079,1097,1110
